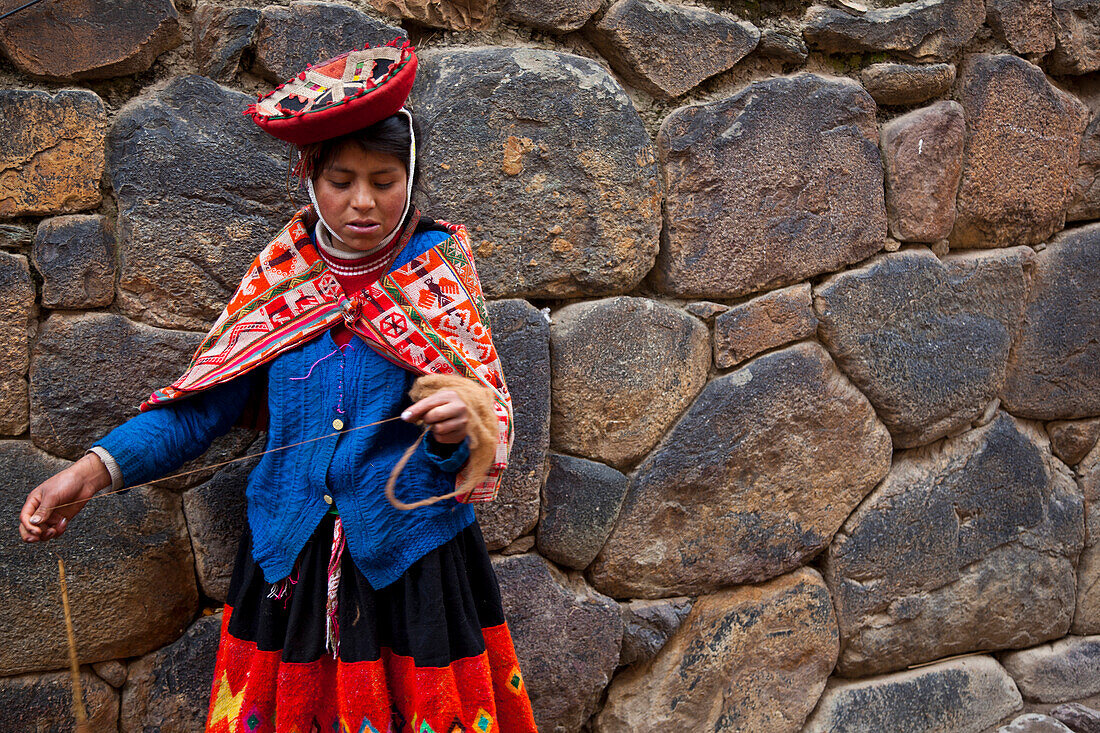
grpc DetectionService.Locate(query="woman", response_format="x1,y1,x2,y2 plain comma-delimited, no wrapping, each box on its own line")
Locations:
18,40,538,733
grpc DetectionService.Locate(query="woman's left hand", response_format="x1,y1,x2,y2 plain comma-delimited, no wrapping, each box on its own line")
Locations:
402,389,469,444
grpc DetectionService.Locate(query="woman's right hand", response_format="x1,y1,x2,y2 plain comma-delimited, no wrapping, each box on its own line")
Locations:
18,453,112,543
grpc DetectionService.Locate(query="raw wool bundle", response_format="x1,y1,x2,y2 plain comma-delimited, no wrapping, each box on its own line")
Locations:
386,374,498,510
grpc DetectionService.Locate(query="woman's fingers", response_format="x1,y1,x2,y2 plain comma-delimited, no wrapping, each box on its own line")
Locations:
403,390,469,443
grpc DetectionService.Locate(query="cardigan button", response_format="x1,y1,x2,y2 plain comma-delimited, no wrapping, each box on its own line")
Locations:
332,418,345,431
323,494,333,505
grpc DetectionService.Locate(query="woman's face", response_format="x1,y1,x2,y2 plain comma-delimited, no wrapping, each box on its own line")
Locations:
312,142,408,253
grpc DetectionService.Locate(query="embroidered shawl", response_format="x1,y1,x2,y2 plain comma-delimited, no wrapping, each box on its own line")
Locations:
141,206,512,503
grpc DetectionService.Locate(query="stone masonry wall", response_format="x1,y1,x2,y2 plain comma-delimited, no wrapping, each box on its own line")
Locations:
1,0,1099,731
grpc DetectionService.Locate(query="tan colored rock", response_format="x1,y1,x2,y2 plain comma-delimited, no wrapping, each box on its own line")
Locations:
92,660,128,688
1048,418,1100,466
589,342,891,598
882,101,965,243
0,670,118,732
1001,636,1100,703
1074,440,1100,634
0,0,180,81
502,0,601,33
826,413,1084,676
987,0,1056,54
656,73,885,299
951,54,1088,249
861,62,956,106
804,657,1022,733
1045,0,1100,75
369,0,493,30
597,568,838,733
1068,76,1100,222
713,283,816,369
0,90,106,218
0,253,33,436
550,297,710,471
1000,714,1075,733
587,0,759,99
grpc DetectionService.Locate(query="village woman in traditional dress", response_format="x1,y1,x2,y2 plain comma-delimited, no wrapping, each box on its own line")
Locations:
18,40,539,733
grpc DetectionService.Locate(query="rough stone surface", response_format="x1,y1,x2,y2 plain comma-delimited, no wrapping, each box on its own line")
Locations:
92,660,128,688
32,215,115,309
1001,223,1100,420
1051,702,1100,732
588,0,759,99
951,54,1088,250
1000,714,1075,733
617,597,693,668
470,300,549,550
656,73,885,299
1001,636,1100,703
758,29,808,64
29,313,201,460
0,0,180,81
0,90,106,218
988,0,1056,53
494,553,622,733
589,342,892,598
881,101,965,243
0,252,33,436
825,412,1084,676
861,62,956,107
713,283,816,369
1045,0,1100,75
107,75,295,330
685,301,728,322
0,670,118,733
121,614,222,733
803,657,1023,733
550,297,710,471
597,568,838,733
193,3,261,82
1074,441,1100,634
370,0,493,30
1069,79,1100,222
183,449,257,603
415,48,661,299
1048,418,1100,466
537,453,629,570
253,2,406,84
803,0,985,62
0,224,31,250
815,247,1032,449
502,0,601,33
0,441,199,675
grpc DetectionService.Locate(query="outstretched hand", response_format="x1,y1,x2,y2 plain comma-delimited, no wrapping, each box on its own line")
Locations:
401,389,470,444
18,454,111,543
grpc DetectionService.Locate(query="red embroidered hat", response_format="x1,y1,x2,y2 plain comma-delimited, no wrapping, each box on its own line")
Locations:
245,39,417,146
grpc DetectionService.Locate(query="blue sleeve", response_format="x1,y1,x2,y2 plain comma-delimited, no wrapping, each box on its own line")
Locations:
423,435,470,474
94,373,257,489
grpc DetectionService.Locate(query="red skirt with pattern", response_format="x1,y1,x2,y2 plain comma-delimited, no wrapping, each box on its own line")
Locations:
205,514,538,733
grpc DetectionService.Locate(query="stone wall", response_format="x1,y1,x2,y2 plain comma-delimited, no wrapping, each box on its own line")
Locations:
1,0,1099,731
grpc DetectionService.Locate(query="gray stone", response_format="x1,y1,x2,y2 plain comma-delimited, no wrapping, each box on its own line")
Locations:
882,101,965,243
0,252,33,436
588,0,759,99
597,568,837,733
1051,703,1100,732
814,247,1032,449
656,73,884,299
1069,78,1100,222
0,90,106,218
0,670,118,733
502,0,602,33
0,441,199,675
1000,714,1075,733
1001,636,1100,703
0,224,31,250
1001,223,1100,420
121,614,222,733
193,3,261,82
803,656,1022,733
861,62,956,107
92,660,128,688
951,54,1088,250
253,2,406,84
369,0,493,30
415,48,661,299
825,413,1084,676
1046,0,1100,75
1074,440,1100,634
0,0,180,81
475,300,549,550
713,283,816,369
617,597,692,668
803,0,985,62
494,553,622,733
29,313,201,460
107,75,295,330
32,215,115,309
589,342,891,599
757,28,809,64
988,0,1056,53
537,453,629,570
1048,418,1100,466
550,297,710,471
